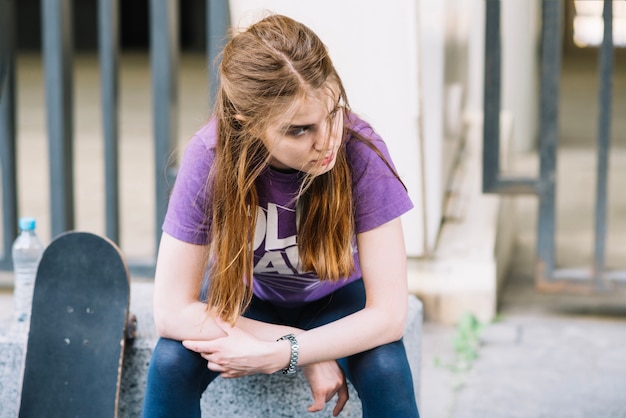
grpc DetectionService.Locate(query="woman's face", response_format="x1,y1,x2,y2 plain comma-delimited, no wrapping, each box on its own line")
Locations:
262,89,344,176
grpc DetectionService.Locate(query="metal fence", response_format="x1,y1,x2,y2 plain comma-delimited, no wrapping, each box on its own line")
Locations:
0,0,230,275
483,0,623,292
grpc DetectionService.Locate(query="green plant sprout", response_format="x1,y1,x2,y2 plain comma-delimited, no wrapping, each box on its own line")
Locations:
434,311,485,373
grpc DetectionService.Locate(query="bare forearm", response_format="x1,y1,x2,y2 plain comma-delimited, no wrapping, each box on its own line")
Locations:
155,301,302,343
154,301,226,341
295,305,406,366
236,316,302,341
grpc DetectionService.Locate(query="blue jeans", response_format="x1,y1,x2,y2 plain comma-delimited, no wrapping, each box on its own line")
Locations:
142,279,419,417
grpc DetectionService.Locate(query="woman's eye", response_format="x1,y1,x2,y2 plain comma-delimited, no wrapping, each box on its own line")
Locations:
287,127,310,137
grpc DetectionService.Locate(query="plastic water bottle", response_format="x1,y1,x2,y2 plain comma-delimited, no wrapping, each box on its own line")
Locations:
12,217,45,322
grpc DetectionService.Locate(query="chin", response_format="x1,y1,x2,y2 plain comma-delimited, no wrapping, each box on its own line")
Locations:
311,162,336,176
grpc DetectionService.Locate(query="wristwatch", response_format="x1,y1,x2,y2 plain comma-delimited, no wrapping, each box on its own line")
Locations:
277,334,299,375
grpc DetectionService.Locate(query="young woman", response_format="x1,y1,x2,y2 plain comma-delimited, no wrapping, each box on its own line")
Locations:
142,14,420,418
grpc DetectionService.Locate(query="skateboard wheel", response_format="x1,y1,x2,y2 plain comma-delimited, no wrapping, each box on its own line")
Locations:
126,313,138,341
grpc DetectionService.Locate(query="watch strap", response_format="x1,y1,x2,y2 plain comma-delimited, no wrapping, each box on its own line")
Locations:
277,333,299,375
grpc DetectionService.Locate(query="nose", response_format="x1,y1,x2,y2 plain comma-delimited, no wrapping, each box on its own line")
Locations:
313,133,331,153
313,122,339,153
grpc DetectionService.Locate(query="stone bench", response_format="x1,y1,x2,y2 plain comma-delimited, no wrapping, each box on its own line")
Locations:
0,282,422,417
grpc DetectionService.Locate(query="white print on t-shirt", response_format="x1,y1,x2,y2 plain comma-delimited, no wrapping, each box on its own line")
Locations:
252,203,302,275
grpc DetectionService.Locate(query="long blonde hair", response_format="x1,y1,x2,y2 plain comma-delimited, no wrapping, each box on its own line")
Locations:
207,15,355,323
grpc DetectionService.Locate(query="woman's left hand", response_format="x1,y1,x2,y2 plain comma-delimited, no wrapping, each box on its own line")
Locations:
301,361,349,416
183,319,288,378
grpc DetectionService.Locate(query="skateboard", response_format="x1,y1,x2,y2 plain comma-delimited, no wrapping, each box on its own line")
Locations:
18,231,135,418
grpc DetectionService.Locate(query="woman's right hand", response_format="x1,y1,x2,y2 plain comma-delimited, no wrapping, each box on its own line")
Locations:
301,360,349,416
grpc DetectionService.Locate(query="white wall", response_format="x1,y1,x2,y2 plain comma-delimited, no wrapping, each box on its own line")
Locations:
417,1,444,255
465,0,485,116
419,0,483,253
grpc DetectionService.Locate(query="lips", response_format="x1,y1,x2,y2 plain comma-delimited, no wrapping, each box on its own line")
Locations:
319,153,335,166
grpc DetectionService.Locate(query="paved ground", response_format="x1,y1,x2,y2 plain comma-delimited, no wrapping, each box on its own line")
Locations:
454,316,626,418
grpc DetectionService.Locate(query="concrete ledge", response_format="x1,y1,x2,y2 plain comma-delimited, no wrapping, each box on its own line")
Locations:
1,282,423,417
0,326,25,418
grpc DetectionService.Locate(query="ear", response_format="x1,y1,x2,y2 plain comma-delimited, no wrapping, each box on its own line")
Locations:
234,114,247,122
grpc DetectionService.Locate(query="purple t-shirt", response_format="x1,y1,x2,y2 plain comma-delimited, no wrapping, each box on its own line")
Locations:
163,115,413,307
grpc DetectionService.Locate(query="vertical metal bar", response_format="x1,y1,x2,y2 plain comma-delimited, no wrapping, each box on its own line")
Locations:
483,0,501,194
482,0,537,196
98,0,120,244
593,0,613,286
150,0,179,253
207,0,230,109
42,0,75,237
0,0,12,99
0,0,18,269
536,0,562,285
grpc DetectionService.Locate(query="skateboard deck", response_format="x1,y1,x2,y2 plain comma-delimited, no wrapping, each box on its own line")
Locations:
19,231,131,418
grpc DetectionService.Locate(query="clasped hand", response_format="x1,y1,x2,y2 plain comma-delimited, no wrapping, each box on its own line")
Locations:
183,320,349,416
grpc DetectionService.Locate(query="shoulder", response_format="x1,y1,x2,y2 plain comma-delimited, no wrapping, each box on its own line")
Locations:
343,113,396,179
176,119,218,180
342,113,413,233
345,113,378,139
172,118,220,208
184,119,217,162
162,119,217,245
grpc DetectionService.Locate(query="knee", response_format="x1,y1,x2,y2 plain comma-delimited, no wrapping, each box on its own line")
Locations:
149,338,207,381
144,339,214,416
348,340,419,416
349,339,413,382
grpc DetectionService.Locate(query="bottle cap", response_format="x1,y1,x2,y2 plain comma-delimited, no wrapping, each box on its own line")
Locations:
18,217,36,231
